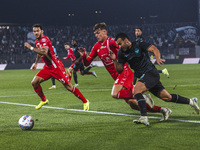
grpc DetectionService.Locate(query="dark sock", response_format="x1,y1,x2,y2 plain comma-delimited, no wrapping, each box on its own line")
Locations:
51,77,55,86
135,93,147,116
83,66,92,75
73,72,78,84
158,70,162,73
170,94,190,104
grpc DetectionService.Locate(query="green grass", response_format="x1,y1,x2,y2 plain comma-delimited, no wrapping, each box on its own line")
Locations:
1,64,200,150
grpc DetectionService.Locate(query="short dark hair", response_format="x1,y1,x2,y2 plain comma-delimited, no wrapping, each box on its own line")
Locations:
115,33,130,41
64,42,70,45
33,24,43,30
135,27,142,32
93,22,107,31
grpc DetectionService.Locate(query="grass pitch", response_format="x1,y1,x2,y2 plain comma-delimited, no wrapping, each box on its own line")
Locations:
0,64,200,150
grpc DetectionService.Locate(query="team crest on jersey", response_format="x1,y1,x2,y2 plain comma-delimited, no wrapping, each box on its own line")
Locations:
110,38,115,41
41,38,47,42
135,48,139,53
100,46,106,49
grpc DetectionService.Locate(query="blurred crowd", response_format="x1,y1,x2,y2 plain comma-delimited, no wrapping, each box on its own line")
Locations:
0,22,198,64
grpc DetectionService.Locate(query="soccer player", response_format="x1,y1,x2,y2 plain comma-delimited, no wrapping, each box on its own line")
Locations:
71,40,97,87
63,42,76,63
133,27,169,85
24,24,89,111
79,22,171,121
112,32,199,126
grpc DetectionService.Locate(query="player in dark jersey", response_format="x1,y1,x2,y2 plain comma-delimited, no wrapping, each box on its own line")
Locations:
71,40,97,87
24,24,89,111
110,32,199,126
133,28,169,84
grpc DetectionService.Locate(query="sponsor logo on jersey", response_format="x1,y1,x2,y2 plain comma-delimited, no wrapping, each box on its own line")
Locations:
124,54,129,57
100,46,106,49
135,48,139,53
41,38,47,42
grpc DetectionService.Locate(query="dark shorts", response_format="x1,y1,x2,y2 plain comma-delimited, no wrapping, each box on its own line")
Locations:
138,68,165,97
73,62,84,72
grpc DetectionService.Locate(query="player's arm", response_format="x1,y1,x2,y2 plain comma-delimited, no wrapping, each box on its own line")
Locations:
78,46,97,66
148,45,165,66
31,54,41,71
109,51,124,74
24,42,48,55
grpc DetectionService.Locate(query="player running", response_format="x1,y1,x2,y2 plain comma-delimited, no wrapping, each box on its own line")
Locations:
112,32,199,126
78,22,171,121
24,24,89,111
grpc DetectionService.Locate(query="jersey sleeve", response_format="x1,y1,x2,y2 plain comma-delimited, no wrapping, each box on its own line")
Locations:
109,37,119,49
117,50,126,65
66,50,71,59
82,44,98,66
40,37,49,48
139,41,152,52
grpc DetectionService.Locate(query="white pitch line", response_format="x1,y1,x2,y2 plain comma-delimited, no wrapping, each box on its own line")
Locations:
0,101,200,124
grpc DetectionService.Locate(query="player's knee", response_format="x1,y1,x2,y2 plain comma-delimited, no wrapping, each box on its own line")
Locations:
111,93,117,98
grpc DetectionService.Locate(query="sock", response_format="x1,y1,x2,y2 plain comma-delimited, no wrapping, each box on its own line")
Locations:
135,93,147,116
51,77,55,86
146,104,162,113
83,66,92,75
73,72,78,84
158,70,162,73
33,85,46,101
170,94,190,104
71,86,87,103
116,89,133,99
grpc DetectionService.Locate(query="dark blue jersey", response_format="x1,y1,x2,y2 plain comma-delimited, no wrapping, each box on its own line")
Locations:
118,41,155,78
72,45,82,63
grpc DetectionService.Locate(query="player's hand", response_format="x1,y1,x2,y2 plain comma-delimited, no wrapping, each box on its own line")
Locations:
24,42,31,49
63,57,66,59
109,51,116,61
156,58,165,66
31,63,37,71
78,47,86,56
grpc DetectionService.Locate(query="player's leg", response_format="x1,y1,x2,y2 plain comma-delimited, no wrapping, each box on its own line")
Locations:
133,81,149,125
32,73,49,109
63,82,89,111
80,63,97,77
73,70,79,87
49,77,56,89
158,89,199,114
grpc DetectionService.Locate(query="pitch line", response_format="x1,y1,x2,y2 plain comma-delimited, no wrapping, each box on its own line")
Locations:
0,101,200,124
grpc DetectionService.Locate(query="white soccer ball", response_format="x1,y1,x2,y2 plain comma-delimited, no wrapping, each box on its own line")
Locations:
18,115,34,130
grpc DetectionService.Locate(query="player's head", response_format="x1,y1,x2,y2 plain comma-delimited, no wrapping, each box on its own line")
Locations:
64,42,70,50
115,33,131,51
33,24,43,40
93,22,107,42
71,40,77,46
135,27,142,38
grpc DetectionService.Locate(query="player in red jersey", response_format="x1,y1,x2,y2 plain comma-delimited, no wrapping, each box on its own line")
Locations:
63,42,76,62
24,24,89,111
78,22,171,121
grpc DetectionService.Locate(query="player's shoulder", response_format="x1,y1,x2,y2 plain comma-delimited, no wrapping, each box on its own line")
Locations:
40,35,50,43
93,42,100,49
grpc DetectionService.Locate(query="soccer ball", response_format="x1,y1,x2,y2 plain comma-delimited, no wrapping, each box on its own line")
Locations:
18,115,34,130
